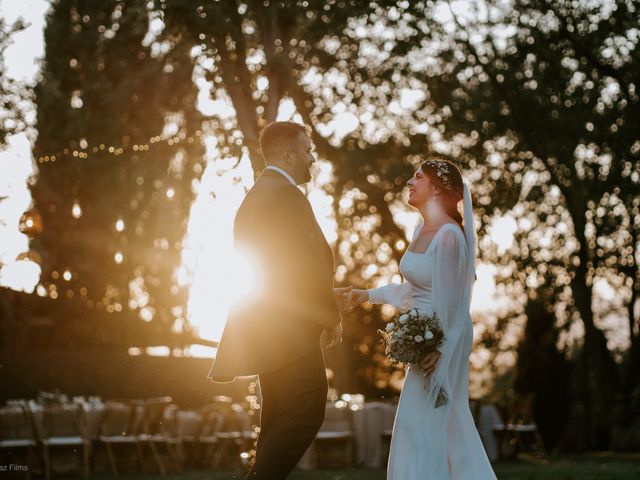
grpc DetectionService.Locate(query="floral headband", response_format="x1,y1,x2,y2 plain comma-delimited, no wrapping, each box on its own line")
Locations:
422,159,454,191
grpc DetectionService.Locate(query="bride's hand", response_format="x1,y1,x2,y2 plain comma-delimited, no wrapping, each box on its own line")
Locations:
345,289,368,311
420,350,442,376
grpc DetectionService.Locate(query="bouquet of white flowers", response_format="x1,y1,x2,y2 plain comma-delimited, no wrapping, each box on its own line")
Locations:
378,308,449,407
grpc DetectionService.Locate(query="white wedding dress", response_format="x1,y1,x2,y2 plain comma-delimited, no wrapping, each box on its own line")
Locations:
369,220,497,480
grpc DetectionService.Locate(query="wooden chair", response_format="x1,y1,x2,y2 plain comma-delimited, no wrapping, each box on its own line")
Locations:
169,408,204,469
96,400,145,477
314,404,355,468
40,402,91,479
205,400,254,469
135,397,181,474
196,403,225,467
158,403,185,470
492,394,546,458
0,401,38,479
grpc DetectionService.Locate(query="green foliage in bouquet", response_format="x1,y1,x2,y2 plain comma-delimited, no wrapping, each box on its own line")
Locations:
379,309,450,407
378,308,445,367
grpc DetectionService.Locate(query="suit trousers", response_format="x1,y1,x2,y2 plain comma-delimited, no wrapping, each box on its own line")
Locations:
245,346,327,479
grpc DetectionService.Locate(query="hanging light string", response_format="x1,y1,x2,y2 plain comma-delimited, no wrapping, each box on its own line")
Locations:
36,129,204,164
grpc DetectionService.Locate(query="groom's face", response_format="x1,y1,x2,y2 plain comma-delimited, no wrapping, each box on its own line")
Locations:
284,132,316,184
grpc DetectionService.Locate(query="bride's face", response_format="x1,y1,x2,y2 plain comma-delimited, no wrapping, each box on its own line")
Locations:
406,167,434,208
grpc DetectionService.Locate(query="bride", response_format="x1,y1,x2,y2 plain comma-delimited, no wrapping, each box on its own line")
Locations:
347,157,497,479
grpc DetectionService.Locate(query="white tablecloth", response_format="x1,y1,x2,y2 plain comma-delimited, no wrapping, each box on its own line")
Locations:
297,401,397,470
477,403,503,461
352,402,397,468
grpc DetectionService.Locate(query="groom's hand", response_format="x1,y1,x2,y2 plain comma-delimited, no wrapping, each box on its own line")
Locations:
345,289,368,312
323,323,343,348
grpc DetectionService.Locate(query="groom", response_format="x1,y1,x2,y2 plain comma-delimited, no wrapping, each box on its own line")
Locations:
208,121,346,479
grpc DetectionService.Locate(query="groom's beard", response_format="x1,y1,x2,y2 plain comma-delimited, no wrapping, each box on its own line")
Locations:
297,166,311,184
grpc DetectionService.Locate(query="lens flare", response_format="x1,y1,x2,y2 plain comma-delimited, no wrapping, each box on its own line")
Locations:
230,249,260,302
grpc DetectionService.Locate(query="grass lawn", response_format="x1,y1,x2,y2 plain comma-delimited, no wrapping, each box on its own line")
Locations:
85,453,640,480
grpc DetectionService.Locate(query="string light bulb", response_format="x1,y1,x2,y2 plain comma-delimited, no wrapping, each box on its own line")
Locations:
71,202,82,219
36,130,203,163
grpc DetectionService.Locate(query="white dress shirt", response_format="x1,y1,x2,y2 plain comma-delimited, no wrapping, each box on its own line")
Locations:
265,165,297,186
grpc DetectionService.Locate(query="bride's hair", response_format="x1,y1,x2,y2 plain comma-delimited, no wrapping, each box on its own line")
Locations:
419,156,464,228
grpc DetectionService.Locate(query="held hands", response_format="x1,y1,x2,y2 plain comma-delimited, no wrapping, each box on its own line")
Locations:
420,350,442,377
333,287,368,313
323,286,357,349
333,287,353,313
344,289,369,312
323,286,365,349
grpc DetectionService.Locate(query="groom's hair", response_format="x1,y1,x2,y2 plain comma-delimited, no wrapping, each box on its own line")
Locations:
260,121,310,163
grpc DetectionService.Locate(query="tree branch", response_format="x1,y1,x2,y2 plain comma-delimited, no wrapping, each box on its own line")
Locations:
289,80,408,263
211,1,263,175
257,3,287,123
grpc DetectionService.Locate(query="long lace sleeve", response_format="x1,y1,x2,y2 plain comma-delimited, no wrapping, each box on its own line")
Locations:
427,226,472,408
368,282,412,310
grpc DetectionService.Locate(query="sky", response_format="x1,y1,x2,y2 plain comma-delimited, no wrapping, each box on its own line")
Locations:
0,0,49,291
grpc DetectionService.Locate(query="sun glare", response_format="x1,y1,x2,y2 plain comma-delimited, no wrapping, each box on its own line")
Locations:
231,249,260,302
180,146,255,355
0,259,41,293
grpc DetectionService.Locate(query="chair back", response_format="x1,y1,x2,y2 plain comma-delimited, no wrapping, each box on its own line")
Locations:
161,403,180,438
137,397,172,436
174,410,204,439
230,403,251,433
200,401,250,435
507,394,536,425
198,405,224,437
215,403,241,432
98,401,137,437
42,402,87,439
319,405,352,433
0,402,37,442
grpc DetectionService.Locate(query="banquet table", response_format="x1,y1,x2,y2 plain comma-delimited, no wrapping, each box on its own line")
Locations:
351,401,397,468
297,400,397,470
476,402,503,461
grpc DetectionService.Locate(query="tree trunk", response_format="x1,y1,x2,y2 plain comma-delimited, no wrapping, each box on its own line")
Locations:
569,197,619,448
625,224,640,390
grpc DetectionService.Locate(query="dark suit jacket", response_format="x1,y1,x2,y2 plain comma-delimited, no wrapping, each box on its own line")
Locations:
208,169,341,382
